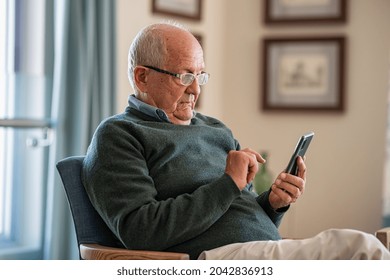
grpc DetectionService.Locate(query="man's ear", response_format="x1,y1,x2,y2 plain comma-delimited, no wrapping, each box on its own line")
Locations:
134,66,148,92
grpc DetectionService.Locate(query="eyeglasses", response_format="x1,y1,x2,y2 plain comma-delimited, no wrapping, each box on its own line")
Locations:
143,65,210,86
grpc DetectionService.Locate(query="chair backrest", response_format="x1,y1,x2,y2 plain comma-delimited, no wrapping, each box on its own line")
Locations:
56,156,124,259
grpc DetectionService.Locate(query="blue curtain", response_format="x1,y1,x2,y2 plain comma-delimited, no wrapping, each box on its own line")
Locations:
43,0,116,259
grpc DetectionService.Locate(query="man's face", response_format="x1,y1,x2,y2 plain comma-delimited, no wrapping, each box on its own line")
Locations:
144,30,205,125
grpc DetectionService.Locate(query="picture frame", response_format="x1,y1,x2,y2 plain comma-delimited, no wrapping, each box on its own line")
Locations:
264,0,347,24
152,0,202,21
262,37,346,112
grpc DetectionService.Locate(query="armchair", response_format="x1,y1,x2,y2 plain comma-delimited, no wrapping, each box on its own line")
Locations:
56,156,189,260
376,227,390,250
56,156,389,260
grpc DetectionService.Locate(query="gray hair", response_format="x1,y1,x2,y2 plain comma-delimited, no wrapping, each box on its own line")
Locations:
127,21,190,93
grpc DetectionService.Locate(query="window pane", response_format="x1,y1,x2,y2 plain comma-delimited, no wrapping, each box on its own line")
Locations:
0,0,50,259
0,128,10,239
0,0,5,74
0,0,8,239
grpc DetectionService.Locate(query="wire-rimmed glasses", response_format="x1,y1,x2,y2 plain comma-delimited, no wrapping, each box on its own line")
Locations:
143,65,210,86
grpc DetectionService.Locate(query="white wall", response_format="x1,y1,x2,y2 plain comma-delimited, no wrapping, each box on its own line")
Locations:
116,0,390,238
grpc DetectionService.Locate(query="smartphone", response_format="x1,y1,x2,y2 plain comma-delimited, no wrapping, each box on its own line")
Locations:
285,132,314,175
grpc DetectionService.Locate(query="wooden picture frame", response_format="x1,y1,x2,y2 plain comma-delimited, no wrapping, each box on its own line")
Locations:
262,37,346,112
264,0,347,24
152,0,202,21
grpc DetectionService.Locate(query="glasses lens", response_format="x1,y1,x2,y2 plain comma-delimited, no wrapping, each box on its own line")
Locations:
181,73,195,86
197,73,209,85
180,72,210,86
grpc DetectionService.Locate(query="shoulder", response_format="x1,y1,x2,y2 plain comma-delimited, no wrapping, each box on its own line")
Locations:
94,113,129,135
85,112,144,168
90,112,143,149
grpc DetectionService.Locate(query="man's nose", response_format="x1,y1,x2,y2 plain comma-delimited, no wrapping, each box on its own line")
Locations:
186,78,201,96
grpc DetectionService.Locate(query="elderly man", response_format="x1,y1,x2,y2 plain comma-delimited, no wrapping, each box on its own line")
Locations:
82,22,390,260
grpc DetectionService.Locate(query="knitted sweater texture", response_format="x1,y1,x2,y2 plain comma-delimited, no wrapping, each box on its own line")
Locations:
82,103,285,259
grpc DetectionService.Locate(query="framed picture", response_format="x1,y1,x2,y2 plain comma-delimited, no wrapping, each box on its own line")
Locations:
152,0,202,21
262,37,345,112
264,0,347,24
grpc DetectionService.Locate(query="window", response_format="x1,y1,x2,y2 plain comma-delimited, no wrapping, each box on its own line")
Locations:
0,0,11,244
0,0,51,259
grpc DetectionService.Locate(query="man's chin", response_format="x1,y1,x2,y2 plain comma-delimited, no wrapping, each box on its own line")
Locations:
172,110,194,124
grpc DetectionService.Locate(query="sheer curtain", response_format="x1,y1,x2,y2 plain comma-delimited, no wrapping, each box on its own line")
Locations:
44,0,116,259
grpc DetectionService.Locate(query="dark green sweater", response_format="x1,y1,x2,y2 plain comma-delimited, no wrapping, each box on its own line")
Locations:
82,99,285,259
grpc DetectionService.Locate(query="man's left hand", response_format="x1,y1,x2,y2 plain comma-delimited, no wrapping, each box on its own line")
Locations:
269,156,306,210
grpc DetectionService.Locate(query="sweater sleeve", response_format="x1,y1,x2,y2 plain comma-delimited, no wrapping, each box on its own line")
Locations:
82,118,242,251
256,189,289,228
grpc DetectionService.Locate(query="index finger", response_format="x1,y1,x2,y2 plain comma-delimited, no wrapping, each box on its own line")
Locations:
242,148,266,164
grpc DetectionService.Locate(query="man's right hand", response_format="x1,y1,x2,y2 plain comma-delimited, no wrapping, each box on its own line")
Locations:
225,148,265,190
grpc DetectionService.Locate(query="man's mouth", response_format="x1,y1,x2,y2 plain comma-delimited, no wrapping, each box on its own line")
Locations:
177,101,194,110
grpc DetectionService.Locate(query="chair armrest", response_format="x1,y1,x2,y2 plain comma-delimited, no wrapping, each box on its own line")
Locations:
375,227,390,250
80,244,190,260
